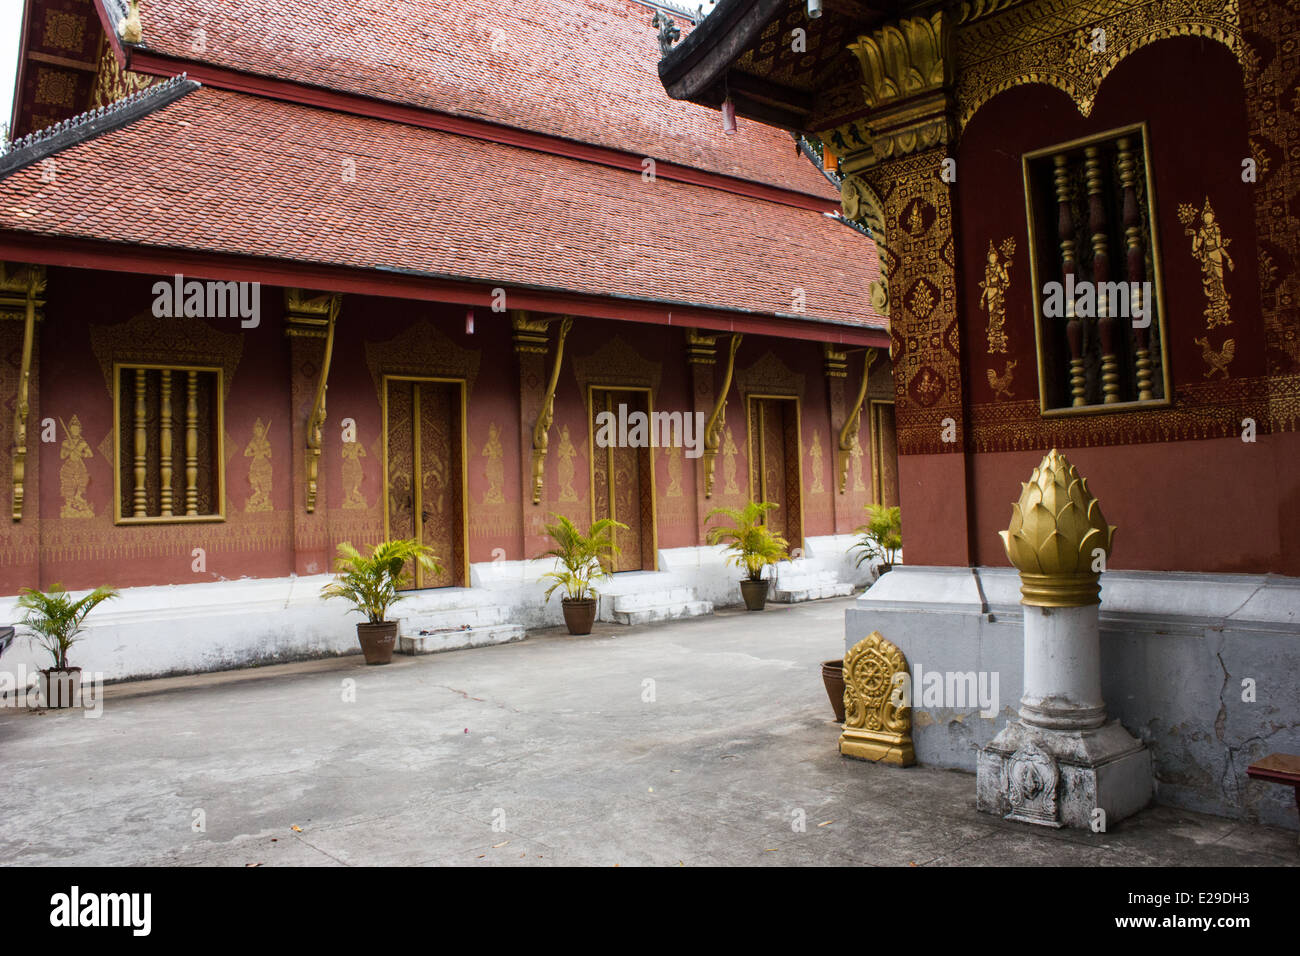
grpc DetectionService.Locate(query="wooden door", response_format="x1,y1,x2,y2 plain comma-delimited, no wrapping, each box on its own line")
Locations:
748,396,803,551
590,388,655,572
384,377,465,589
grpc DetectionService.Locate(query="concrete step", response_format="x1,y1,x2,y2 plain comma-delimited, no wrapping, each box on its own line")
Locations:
398,623,525,655
610,587,697,612
770,569,855,603
396,603,512,632
612,600,713,626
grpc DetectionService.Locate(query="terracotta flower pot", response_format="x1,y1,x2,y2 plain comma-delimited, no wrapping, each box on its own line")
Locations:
39,667,81,709
740,578,770,611
562,598,598,635
821,659,846,723
356,622,398,665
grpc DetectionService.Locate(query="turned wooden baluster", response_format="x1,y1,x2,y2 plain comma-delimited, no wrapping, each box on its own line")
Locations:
1086,146,1120,403
133,368,148,517
1054,154,1086,406
159,369,174,516
1117,137,1153,401
185,370,199,516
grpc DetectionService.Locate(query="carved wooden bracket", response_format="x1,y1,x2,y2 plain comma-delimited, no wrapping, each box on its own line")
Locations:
531,316,573,505
702,333,742,498
7,265,46,521
286,289,341,514
838,347,876,494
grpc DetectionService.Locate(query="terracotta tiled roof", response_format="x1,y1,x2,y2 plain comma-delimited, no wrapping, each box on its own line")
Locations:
123,0,835,198
0,86,884,328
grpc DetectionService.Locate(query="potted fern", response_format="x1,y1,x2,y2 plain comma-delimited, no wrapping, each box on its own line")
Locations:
538,514,627,635
16,583,118,708
321,540,441,665
706,500,790,611
851,504,902,578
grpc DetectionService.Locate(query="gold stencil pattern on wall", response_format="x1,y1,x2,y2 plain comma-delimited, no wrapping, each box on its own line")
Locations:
243,418,273,512
59,414,94,519
341,434,367,510
736,351,805,400
481,423,505,505
1194,336,1235,380
1178,199,1234,329
979,238,1015,353
850,435,867,492
556,424,579,503
571,336,662,393
988,359,1017,399
665,444,683,498
809,430,825,494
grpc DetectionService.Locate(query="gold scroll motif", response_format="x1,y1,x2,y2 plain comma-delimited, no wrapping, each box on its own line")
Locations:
58,414,94,518
557,424,579,503
243,418,273,512
1000,448,1116,607
7,265,44,521
978,238,1016,353
341,434,367,510
838,348,876,494
702,334,742,497
531,317,573,505
481,423,505,504
839,631,915,766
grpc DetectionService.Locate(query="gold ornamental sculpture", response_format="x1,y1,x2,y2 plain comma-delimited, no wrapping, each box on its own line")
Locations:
999,449,1116,607
838,630,915,766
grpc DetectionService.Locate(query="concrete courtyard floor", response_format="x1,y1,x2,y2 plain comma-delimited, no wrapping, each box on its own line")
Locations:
1,595,1296,867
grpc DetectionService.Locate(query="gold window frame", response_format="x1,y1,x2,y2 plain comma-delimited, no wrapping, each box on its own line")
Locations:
585,384,659,573
1022,122,1174,417
380,374,471,589
112,362,226,525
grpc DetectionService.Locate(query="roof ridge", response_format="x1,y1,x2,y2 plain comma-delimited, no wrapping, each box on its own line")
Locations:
0,75,200,179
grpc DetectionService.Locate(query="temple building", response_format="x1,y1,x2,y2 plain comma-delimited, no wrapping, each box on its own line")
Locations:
0,1,895,676
658,0,1300,827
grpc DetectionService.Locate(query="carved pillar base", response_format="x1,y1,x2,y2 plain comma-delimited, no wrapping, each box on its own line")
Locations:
839,727,916,767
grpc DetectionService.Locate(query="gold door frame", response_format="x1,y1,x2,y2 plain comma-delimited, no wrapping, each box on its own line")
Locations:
381,374,470,588
869,399,896,506
586,384,659,572
745,393,805,555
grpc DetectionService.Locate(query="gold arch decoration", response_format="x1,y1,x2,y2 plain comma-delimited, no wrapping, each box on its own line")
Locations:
954,0,1248,132
90,310,244,399
735,351,805,402
365,319,481,403
571,335,663,395
839,630,915,766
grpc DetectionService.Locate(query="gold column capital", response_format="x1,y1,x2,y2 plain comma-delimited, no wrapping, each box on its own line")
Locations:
1000,449,1116,607
823,343,849,378
283,287,337,338
686,328,719,365
511,310,552,355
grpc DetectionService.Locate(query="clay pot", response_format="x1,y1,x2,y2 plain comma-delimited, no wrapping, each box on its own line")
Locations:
562,598,598,635
740,578,770,611
821,659,846,723
39,667,81,709
356,622,398,665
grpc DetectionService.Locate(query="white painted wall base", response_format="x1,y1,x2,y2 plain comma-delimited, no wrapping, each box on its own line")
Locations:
0,535,872,683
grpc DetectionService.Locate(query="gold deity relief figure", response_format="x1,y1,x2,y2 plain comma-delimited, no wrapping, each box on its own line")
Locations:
556,424,579,503
721,425,740,495
243,418,273,513
978,237,1016,354
341,434,367,510
481,422,506,505
1179,198,1234,329
59,414,95,518
809,430,825,495
665,443,683,498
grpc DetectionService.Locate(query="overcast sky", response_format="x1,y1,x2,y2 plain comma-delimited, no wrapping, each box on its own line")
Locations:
1,2,22,136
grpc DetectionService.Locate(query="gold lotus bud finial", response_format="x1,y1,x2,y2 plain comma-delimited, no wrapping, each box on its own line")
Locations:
999,448,1116,607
